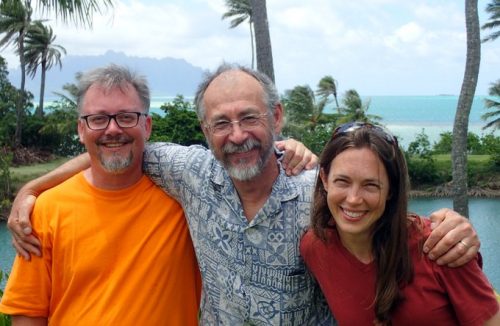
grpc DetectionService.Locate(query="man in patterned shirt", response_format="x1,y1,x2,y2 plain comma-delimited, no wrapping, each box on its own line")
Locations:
9,63,480,325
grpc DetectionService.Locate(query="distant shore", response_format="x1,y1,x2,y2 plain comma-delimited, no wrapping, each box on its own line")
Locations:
410,183,500,198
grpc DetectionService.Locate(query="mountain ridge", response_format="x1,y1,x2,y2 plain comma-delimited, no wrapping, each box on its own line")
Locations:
7,50,206,99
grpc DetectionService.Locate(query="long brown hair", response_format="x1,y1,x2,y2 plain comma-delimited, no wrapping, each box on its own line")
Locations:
310,122,414,325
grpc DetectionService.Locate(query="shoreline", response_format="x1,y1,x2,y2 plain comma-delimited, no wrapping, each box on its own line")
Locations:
410,184,500,198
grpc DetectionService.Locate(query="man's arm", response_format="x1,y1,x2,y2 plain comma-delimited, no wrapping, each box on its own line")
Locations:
8,140,316,259
424,208,480,267
8,153,90,259
11,316,47,326
275,139,318,176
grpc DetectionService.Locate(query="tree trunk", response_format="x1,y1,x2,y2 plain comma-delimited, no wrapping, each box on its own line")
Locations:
14,27,27,148
249,21,255,69
451,0,480,217
36,58,47,117
249,0,275,83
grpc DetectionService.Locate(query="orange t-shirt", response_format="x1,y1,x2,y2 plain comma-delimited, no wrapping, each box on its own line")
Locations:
0,173,201,325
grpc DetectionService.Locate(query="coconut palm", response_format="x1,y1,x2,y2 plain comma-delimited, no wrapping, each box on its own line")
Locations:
482,0,500,42
482,80,500,130
33,0,114,27
249,0,274,83
452,0,481,217
337,89,381,124
24,21,66,117
316,75,340,113
0,0,34,147
222,0,254,69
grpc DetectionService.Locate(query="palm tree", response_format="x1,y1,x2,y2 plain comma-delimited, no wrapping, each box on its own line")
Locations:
481,0,500,42
222,0,254,69
316,75,340,113
482,80,500,130
0,0,34,147
24,21,66,117
33,0,114,27
249,0,274,83
337,89,381,124
452,0,481,217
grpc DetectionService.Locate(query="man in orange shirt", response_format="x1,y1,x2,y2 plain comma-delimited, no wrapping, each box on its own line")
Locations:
0,65,202,325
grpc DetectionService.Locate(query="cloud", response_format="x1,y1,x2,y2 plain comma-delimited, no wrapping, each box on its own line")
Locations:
2,0,499,95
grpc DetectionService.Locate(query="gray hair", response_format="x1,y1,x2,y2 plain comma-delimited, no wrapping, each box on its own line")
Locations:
76,64,150,114
193,63,280,121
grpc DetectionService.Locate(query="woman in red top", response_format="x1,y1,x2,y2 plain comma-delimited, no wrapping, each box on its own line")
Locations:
300,122,499,325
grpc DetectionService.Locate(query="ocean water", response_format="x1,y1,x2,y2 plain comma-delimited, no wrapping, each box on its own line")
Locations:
331,95,498,149
147,95,498,149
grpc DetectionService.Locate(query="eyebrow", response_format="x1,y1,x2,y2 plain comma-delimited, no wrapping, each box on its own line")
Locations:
210,109,260,121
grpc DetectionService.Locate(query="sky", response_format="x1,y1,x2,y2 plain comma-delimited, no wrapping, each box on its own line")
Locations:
2,0,500,96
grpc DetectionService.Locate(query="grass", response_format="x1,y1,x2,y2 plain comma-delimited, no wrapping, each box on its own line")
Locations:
9,157,70,190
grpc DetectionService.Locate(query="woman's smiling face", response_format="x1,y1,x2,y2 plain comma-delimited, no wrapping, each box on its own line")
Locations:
320,147,390,242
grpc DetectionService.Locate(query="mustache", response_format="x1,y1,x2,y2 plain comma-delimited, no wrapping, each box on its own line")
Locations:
222,138,261,154
96,135,133,145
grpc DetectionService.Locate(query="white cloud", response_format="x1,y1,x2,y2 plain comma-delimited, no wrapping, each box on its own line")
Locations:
2,0,499,95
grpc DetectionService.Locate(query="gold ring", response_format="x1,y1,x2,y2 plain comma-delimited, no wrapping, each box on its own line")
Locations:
459,240,469,248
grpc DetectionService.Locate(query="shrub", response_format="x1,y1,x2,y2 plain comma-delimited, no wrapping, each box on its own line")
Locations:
0,270,12,325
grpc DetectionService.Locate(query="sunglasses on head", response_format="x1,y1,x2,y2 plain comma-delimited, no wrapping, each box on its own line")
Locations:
331,122,398,146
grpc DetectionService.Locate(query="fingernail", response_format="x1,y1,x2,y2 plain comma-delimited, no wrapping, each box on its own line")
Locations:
428,253,435,260
430,222,437,229
23,227,32,234
423,246,429,253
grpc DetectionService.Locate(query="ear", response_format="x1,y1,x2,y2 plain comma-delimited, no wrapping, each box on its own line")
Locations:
319,168,329,192
272,103,284,134
144,115,153,140
201,121,210,140
77,119,85,144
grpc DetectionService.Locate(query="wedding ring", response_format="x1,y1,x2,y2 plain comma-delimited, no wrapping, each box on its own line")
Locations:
459,240,469,249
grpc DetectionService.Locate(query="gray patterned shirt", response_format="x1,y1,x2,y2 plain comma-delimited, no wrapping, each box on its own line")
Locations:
144,142,335,325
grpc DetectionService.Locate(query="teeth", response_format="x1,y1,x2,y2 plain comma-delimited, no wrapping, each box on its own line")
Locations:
343,209,363,218
104,143,123,148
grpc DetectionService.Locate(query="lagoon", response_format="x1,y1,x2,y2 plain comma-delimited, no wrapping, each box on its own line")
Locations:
1,198,499,291
145,95,499,149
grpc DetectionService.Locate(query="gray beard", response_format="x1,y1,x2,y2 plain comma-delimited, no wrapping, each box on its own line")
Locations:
99,152,133,174
214,137,275,181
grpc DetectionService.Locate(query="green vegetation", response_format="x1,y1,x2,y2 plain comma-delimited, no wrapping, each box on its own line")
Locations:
10,156,69,187
0,270,11,325
150,95,206,146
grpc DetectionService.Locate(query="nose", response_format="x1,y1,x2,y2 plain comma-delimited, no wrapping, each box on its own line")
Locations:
345,186,363,205
104,116,123,134
227,122,248,144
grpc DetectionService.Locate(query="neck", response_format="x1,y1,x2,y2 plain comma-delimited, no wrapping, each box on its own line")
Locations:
232,156,279,221
84,164,144,190
337,229,374,264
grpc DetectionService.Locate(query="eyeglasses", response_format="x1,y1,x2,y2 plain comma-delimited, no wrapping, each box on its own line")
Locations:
332,122,398,146
204,113,269,136
80,112,147,130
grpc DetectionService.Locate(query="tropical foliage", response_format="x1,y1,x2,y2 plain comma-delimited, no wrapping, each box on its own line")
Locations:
0,57,22,147
482,80,500,130
222,0,254,68
282,76,384,154
0,270,12,326
150,95,206,146
336,89,381,124
24,20,66,117
482,0,500,42
32,0,114,27
0,0,36,147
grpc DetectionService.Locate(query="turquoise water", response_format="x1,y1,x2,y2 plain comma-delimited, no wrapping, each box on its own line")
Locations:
146,95,498,148
337,95,497,148
1,198,499,290
409,198,500,291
